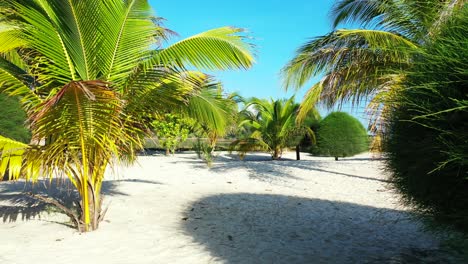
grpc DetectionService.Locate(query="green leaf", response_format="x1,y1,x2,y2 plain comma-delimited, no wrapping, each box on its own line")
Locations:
0,135,28,180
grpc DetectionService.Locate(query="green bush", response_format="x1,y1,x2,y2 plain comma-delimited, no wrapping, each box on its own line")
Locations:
316,112,368,160
0,94,30,143
384,8,468,232
151,114,191,155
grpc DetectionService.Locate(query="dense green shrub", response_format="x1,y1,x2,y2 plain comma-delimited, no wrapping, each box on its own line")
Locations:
385,8,468,232
0,94,30,143
299,109,321,153
316,112,368,160
151,114,191,155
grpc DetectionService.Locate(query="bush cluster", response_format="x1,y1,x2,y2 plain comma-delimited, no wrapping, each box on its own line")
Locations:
315,112,368,160
385,8,468,232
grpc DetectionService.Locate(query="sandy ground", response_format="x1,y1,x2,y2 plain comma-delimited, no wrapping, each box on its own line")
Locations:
0,151,465,263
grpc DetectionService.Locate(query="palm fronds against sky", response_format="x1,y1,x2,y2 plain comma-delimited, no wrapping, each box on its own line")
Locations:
282,0,465,130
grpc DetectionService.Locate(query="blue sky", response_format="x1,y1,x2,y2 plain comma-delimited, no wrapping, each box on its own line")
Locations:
149,0,369,127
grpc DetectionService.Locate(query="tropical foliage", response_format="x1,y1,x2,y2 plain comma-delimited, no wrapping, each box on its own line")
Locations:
315,112,368,160
183,76,239,151
0,0,253,231
385,7,468,232
283,0,467,232
151,114,192,155
282,0,465,132
231,96,315,160
0,94,30,143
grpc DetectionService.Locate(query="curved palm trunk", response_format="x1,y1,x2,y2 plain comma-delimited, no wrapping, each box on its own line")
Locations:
72,158,108,232
80,178,106,231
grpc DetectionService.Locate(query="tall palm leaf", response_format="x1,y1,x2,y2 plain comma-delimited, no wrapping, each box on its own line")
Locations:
0,135,28,180
0,0,254,231
183,74,237,146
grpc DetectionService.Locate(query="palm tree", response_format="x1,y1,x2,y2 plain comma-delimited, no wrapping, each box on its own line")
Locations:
231,97,315,160
0,0,254,232
282,0,465,132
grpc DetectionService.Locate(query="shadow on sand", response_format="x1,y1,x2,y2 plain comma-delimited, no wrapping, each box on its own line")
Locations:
0,178,159,225
183,152,392,185
181,193,463,263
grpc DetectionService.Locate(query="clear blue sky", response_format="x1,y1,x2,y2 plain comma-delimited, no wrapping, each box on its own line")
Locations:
149,0,369,127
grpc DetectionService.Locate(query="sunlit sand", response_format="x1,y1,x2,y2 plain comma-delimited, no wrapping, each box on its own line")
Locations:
0,152,461,263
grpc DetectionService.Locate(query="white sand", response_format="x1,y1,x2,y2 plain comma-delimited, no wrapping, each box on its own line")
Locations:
0,152,463,263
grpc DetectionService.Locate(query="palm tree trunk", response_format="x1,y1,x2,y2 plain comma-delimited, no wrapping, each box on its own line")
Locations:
296,145,300,160
272,147,281,160
79,181,103,232
209,135,217,154
77,163,106,232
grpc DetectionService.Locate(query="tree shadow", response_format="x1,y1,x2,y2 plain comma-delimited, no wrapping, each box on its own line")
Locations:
210,155,303,183
181,193,463,263
283,161,392,184
184,152,391,185
0,177,152,225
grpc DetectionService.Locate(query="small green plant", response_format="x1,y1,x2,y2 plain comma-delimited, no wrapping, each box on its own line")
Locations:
316,112,368,160
193,138,214,167
151,114,191,155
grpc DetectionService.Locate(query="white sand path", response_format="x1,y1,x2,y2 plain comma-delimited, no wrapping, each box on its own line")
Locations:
0,152,464,263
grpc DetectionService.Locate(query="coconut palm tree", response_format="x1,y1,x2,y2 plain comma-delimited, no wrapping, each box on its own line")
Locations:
231,97,315,160
282,0,465,132
0,0,254,232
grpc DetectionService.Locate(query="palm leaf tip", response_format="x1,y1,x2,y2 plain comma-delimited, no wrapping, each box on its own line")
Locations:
156,26,255,71
0,135,28,180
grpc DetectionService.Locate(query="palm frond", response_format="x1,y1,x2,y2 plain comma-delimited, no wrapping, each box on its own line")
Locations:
0,56,41,110
99,0,157,85
331,0,383,28
282,29,418,103
151,27,255,71
52,0,102,80
27,80,140,182
0,22,27,52
366,73,405,133
0,135,28,180
9,0,78,82
124,67,192,114
331,0,446,39
429,0,466,37
183,74,236,136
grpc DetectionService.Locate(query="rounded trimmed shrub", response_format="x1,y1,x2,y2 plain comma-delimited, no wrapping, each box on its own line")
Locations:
316,112,368,160
384,8,468,232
